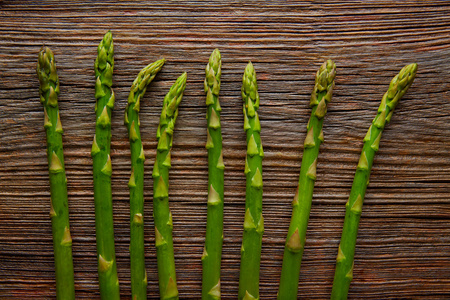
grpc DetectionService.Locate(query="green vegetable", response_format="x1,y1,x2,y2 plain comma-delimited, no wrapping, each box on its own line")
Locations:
37,46,75,300
152,72,187,300
202,49,224,300
125,58,165,300
278,60,336,300
91,31,120,300
331,63,418,300
238,62,264,300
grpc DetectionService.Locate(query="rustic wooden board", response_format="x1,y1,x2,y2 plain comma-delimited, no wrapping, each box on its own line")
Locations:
0,1,449,299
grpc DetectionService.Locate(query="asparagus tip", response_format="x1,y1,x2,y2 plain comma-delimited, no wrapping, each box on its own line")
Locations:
178,71,188,83
245,61,255,76
37,46,57,82
209,49,221,70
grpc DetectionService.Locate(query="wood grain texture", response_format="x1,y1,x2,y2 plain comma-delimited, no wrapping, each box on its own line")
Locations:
0,1,449,299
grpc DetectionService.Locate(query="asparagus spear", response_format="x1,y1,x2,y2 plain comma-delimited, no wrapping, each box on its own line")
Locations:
238,62,264,300
91,31,120,300
37,46,75,300
125,59,165,300
202,49,224,300
331,63,418,300
152,72,187,300
278,60,336,300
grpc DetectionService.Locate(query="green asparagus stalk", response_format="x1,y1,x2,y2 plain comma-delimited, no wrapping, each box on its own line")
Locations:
202,49,224,300
238,62,264,300
37,47,75,300
91,31,120,300
125,59,165,300
152,72,187,300
278,60,336,300
331,63,418,300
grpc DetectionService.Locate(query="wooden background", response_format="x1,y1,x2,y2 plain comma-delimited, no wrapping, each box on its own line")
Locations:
0,1,449,299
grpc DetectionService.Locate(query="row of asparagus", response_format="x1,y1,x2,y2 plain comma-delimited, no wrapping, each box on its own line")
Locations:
36,31,417,300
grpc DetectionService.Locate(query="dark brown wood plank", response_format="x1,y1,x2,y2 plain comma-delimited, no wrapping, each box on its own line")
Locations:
0,1,449,299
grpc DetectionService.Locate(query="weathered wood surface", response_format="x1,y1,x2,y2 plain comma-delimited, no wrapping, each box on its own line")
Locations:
0,1,449,299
